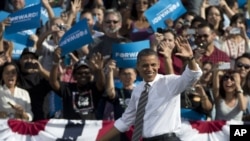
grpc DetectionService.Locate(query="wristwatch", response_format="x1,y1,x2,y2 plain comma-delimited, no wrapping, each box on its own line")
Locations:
236,89,244,94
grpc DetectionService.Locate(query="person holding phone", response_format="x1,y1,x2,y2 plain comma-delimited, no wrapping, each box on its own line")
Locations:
220,13,250,66
0,62,33,121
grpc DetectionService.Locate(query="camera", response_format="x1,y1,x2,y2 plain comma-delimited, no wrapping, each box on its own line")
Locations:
24,62,38,69
57,23,67,31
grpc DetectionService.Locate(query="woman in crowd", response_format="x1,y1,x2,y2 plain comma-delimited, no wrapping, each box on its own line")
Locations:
92,5,106,32
0,62,33,121
220,13,250,64
151,28,184,75
213,69,248,120
201,4,225,37
129,0,153,41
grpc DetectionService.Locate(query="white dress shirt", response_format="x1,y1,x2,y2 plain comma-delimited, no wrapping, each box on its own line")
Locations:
0,85,33,121
114,65,202,138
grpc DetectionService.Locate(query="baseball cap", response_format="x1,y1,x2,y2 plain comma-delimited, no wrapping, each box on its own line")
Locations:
20,47,38,59
73,58,89,71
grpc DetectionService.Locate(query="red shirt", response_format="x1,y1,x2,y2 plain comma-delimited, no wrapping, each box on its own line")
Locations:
201,47,230,64
158,54,183,75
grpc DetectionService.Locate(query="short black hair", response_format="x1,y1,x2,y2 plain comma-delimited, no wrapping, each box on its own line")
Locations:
137,48,158,63
197,22,215,31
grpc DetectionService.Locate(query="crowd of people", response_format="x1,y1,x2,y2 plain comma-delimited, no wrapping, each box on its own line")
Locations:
0,0,250,140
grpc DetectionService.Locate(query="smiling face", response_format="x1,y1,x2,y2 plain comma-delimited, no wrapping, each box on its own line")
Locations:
235,57,250,79
136,54,159,82
196,26,215,49
161,32,176,50
103,13,122,34
206,7,222,27
73,66,92,85
222,74,236,93
2,64,18,88
119,68,137,88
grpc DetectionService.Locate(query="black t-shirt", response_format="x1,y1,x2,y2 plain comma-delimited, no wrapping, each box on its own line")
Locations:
110,88,132,120
57,82,104,120
181,87,213,117
19,72,52,121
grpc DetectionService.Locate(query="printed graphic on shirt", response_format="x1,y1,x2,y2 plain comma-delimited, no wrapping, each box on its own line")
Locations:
72,90,94,114
118,98,130,108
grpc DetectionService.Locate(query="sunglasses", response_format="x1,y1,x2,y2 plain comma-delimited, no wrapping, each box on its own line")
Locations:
105,20,119,24
222,75,234,81
236,63,250,69
196,34,209,39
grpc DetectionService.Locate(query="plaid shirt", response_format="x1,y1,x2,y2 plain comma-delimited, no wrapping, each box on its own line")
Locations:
201,47,230,64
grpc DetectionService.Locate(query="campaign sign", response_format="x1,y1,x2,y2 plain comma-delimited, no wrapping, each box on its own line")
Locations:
0,11,9,22
112,40,150,68
5,3,41,34
238,0,247,8
144,0,186,32
26,0,40,6
59,19,93,56
12,42,28,60
41,7,62,25
4,29,35,46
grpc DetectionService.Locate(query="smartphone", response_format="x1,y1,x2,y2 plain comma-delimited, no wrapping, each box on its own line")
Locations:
218,62,231,70
24,62,34,69
186,29,196,35
229,27,241,35
209,0,219,6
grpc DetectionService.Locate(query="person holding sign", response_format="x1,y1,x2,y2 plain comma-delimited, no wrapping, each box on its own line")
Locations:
49,47,105,120
37,17,68,71
98,37,202,141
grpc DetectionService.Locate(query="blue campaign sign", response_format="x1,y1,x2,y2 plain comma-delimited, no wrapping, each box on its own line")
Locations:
0,11,9,22
12,42,28,60
59,19,93,56
41,7,63,24
112,40,150,68
4,29,35,46
144,0,186,32
26,0,40,6
238,0,247,8
5,3,41,34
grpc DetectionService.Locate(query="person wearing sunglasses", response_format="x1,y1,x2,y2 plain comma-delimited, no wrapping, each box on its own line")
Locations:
88,9,131,59
213,69,248,121
234,53,250,87
193,22,230,67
